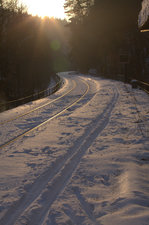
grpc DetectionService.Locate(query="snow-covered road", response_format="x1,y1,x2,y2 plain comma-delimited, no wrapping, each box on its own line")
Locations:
0,72,149,225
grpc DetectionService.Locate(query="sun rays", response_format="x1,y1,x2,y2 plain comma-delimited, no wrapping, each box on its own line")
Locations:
21,0,66,19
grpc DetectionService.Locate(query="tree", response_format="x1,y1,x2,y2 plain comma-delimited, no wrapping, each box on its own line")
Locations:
0,2,71,105
64,0,143,78
0,1,53,100
64,0,93,22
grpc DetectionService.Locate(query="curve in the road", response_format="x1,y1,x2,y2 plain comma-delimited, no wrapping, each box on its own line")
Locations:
0,85,119,225
0,79,76,126
0,79,89,150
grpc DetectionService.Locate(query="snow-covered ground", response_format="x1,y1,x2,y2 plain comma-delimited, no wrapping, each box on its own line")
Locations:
0,72,149,225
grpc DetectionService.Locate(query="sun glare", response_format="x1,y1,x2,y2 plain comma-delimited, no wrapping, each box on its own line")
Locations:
21,0,66,19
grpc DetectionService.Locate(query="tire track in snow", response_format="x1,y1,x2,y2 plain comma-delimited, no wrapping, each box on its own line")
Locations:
23,88,119,225
0,79,86,150
0,87,118,225
0,78,75,126
72,186,99,225
0,77,90,224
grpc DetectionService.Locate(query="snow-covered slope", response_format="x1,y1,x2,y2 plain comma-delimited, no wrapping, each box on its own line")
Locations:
0,73,149,225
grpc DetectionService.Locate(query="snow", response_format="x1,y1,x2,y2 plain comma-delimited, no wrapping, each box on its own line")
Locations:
138,0,149,28
0,72,149,225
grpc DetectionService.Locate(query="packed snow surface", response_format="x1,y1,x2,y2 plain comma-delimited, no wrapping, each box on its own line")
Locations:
0,72,149,225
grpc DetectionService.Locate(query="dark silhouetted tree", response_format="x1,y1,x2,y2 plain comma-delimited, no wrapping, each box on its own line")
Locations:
64,0,143,79
0,1,70,104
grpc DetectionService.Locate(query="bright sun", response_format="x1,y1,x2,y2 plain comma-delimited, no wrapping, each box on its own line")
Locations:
21,0,66,19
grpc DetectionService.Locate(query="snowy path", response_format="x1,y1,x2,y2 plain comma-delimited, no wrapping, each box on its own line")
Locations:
0,77,89,148
0,72,149,225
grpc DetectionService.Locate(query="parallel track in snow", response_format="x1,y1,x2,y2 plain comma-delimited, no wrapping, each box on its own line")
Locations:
0,83,119,225
0,86,119,225
0,80,76,126
0,78,89,150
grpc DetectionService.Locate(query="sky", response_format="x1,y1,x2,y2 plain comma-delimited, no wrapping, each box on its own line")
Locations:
21,0,66,19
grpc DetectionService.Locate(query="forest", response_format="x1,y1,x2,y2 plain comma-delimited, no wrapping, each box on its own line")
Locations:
0,0,149,109
64,0,149,82
0,0,71,107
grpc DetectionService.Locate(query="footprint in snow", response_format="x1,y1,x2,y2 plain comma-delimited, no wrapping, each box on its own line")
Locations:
42,146,52,154
61,132,71,136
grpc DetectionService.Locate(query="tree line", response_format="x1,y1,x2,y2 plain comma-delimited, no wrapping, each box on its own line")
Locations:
64,0,149,82
0,0,71,104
